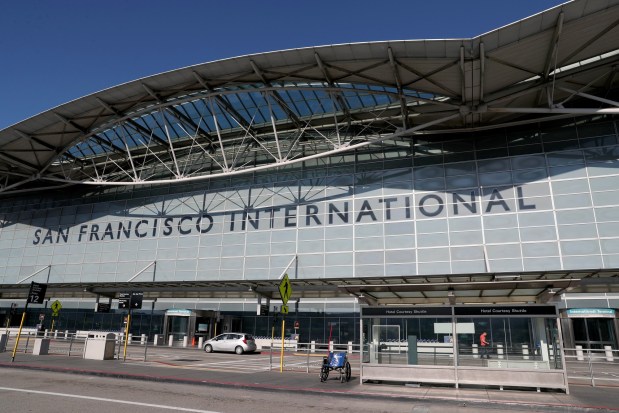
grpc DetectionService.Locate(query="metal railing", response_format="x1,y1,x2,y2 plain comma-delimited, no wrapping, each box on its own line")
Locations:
3,331,617,387
564,346,619,387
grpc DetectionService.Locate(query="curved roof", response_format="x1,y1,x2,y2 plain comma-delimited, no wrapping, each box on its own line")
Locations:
0,0,618,195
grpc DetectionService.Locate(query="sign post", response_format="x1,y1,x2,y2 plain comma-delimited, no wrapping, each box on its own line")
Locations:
12,282,47,362
278,274,292,372
50,300,62,331
119,291,143,361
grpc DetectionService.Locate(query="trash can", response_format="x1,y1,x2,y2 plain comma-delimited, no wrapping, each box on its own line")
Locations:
83,333,116,360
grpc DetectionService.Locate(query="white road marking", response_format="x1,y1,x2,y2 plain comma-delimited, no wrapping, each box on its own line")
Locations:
0,386,221,413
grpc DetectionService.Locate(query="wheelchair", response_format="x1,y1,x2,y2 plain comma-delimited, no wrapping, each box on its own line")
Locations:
319,351,352,383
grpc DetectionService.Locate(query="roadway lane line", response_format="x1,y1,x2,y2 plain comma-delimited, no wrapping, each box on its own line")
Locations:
0,386,221,413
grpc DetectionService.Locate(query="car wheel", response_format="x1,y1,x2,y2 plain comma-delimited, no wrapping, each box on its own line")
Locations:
235,346,244,355
204,344,213,353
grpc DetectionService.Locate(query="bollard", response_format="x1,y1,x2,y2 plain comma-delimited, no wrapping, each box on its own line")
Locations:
44,329,49,338
198,337,204,349
472,343,479,358
141,334,146,345
182,335,188,348
153,334,160,346
347,341,353,354
168,335,174,347
576,345,584,361
605,345,614,362
128,335,132,344
65,330,69,340
497,344,504,359
54,330,58,339
33,338,50,355
522,344,530,360
310,341,315,353
329,341,333,352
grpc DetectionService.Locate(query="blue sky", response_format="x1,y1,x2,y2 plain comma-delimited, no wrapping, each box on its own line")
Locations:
0,0,566,130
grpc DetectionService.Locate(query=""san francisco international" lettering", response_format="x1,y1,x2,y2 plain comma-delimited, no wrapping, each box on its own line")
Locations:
32,186,535,245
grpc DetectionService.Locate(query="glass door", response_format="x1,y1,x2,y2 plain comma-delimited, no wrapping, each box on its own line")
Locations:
167,316,189,341
573,318,617,350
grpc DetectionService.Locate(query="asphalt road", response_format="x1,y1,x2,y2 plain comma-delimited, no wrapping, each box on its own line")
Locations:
0,368,558,413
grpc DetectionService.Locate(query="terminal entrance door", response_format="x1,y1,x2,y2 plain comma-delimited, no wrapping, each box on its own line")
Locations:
163,309,219,343
573,318,617,350
166,314,189,341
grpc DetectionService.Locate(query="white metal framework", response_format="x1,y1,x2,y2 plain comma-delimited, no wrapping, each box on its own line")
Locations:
0,0,617,195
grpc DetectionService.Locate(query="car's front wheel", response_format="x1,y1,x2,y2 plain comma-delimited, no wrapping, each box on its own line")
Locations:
204,344,213,353
235,346,244,355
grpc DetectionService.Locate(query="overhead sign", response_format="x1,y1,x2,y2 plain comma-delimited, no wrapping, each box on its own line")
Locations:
130,291,143,309
118,292,131,309
278,274,292,305
567,308,616,318
27,282,47,304
96,302,111,313
258,304,269,316
165,309,192,316
454,305,557,317
362,306,452,317
50,300,62,315
119,291,143,309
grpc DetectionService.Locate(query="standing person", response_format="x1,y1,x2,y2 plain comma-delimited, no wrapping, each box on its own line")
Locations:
480,331,490,359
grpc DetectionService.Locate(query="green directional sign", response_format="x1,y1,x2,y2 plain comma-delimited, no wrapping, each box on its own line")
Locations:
278,273,292,305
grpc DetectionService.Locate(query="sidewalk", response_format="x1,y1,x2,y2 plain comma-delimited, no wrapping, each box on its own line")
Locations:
1,351,618,412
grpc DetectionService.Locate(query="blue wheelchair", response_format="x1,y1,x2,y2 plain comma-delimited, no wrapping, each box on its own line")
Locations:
320,352,352,383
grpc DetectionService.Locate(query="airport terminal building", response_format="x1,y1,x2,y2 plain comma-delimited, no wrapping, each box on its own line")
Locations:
1,0,618,355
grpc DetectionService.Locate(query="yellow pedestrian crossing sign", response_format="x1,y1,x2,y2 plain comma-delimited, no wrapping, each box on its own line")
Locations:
51,300,62,316
281,305,289,314
278,273,292,305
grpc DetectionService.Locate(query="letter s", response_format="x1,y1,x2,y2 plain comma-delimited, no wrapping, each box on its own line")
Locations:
33,229,41,245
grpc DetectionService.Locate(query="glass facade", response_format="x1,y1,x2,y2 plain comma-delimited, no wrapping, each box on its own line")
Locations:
0,117,618,345
0,118,618,283
13,306,358,344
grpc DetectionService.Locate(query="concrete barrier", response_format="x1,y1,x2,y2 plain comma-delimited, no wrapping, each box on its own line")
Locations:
33,338,50,355
605,345,614,362
0,333,8,352
576,345,584,361
522,344,530,360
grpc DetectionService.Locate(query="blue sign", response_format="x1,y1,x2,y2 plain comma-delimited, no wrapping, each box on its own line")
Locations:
567,308,615,318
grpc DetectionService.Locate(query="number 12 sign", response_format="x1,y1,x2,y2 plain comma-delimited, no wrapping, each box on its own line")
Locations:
27,282,47,304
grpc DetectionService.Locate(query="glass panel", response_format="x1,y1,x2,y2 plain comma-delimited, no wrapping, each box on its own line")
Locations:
363,317,453,366
456,317,562,369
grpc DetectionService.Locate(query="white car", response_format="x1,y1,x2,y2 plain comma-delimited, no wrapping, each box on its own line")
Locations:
203,333,257,354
